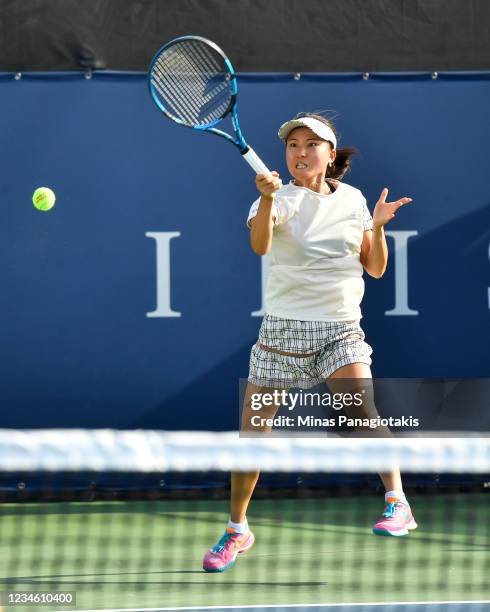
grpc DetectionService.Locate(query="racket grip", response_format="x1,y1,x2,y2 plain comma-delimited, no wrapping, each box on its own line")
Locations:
242,147,270,175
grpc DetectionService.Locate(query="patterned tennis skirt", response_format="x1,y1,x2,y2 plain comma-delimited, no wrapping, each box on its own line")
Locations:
248,314,373,389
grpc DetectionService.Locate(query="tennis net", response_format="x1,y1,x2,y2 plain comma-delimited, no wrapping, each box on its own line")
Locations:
0,430,489,612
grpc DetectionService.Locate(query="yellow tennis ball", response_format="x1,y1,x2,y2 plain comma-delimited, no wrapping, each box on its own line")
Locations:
32,187,56,211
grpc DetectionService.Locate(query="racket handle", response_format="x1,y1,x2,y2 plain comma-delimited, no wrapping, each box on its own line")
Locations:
242,147,270,175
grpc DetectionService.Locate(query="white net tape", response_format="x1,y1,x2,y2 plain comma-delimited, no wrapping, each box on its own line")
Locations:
0,430,489,474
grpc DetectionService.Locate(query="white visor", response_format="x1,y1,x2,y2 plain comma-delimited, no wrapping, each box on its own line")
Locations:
278,116,337,149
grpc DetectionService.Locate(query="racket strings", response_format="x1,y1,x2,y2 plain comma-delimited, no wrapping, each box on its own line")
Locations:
186,42,232,115
187,40,230,95
153,54,219,124
150,40,232,126
153,60,204,124
152,54,203,121
156,49,229,124
172,47,230,121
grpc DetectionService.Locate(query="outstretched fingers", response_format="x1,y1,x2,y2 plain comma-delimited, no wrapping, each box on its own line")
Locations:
391,197,412,210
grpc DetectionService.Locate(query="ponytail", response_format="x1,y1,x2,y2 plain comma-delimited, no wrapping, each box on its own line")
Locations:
327,146,359,180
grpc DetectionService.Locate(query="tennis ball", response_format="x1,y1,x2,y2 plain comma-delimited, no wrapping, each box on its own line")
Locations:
32,187,56,211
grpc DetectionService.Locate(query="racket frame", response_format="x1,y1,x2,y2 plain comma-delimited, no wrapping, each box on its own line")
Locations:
148,35,270,174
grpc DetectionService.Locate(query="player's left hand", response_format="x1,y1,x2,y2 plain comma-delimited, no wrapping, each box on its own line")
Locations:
372,188,412,228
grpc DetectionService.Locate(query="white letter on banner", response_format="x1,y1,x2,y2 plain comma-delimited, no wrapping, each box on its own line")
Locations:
385,230,419,316
251,254,270,317
146,232,181,318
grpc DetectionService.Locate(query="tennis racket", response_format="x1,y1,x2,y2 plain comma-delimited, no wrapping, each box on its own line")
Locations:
148,35,270,174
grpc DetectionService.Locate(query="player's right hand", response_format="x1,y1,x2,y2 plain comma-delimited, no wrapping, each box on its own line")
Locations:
256,171,282,197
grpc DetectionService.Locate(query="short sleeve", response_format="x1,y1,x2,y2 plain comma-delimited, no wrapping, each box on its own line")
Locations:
246,198,280,229
362,198,373,231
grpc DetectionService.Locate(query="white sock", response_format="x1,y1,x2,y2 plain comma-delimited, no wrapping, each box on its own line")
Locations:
227,518,249,534
385,490,407,504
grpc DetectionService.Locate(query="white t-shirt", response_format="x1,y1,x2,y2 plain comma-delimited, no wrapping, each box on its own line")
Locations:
246,180,373,322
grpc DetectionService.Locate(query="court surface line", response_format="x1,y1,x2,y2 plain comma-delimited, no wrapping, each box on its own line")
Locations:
77,600,490,612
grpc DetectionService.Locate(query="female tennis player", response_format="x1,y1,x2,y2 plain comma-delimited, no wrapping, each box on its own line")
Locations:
203,112,416,573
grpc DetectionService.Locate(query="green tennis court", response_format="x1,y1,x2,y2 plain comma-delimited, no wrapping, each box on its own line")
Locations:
1,493,488,611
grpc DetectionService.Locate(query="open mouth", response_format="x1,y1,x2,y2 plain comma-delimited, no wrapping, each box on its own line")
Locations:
296,162,308,169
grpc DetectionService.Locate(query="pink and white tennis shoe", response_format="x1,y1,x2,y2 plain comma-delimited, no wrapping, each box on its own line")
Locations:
372,498,418,537
203,528,255,572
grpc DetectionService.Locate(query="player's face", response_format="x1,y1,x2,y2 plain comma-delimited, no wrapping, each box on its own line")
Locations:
286,127,335,182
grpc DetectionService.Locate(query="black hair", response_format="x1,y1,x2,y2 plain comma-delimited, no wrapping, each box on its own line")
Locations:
290,112,359,180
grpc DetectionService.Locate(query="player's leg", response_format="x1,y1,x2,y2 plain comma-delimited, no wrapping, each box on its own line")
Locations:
327,362,417,537
203,315,320,572
228,334,316,522
231,380,285,520
203,381,285,572
328,362,402,487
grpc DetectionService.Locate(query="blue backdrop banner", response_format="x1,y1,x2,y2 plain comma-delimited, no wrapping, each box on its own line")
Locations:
1,72,489,429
